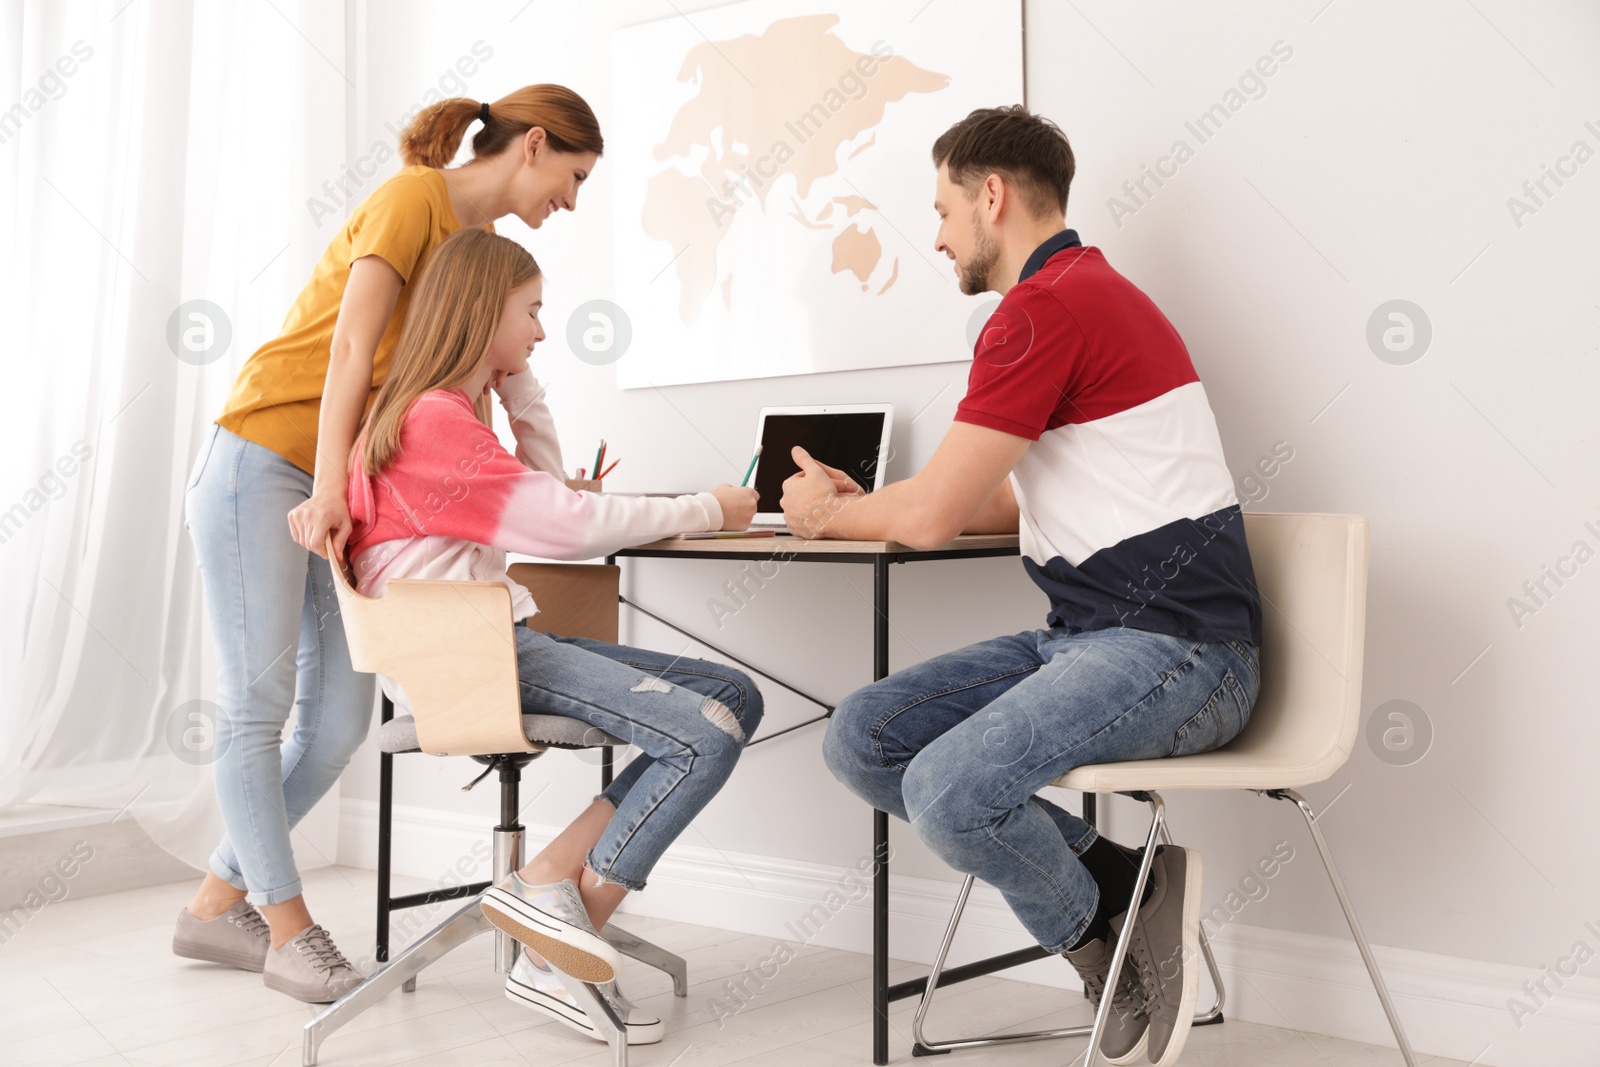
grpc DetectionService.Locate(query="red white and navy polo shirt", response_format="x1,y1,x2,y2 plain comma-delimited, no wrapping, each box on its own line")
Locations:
955,229,1262,646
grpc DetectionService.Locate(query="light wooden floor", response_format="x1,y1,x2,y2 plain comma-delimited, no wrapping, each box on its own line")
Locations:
0,864,1471,1067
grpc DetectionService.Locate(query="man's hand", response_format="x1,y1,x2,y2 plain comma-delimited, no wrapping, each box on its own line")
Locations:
776,424,1028,546
780,446,860,538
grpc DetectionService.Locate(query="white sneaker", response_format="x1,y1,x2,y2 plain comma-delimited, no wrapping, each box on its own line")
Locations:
505,949,664,1045
479,871,621,983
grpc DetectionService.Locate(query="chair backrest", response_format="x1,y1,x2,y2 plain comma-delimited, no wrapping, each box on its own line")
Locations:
1228,512,1371,786
326,535,534,757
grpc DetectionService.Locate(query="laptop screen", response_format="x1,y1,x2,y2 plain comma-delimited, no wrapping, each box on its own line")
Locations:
754,412,887,514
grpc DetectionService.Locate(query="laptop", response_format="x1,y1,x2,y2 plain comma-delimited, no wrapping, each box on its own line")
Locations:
748,404,894,529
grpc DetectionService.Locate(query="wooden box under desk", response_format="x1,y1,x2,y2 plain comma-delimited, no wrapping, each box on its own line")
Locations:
505,561,621,643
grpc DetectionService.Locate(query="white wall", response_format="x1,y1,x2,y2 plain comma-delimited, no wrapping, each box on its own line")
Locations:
334,2,1600,1061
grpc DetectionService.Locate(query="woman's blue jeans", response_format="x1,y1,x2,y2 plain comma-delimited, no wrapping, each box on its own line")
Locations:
515,627,764,892
184,424,376,905
823,625,1260,953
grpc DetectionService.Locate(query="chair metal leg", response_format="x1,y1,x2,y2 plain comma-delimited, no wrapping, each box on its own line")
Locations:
603,921,689,996
1157,820,1227,1024
1272,788,1420,1067
492,822,524,976
911,792,1177,1064
301,894,491,1066
551,969,629,1067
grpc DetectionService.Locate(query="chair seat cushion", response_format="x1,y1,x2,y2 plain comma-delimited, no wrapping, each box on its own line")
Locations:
1056,738,1345,793
376,713,627,755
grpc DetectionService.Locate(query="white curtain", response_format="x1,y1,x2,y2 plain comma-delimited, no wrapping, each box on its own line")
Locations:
0,0,352,869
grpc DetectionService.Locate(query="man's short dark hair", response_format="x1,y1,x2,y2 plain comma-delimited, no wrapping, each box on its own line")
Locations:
931,105,1075,219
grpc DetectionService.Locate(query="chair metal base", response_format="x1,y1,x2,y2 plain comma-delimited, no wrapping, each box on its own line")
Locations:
302,892,487,1066
602,920,690,997
909,788,1420,1067
301,900,688,1065
304,868,687,1067
342,699,690,1065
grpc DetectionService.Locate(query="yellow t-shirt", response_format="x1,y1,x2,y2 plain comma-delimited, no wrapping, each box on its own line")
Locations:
216,164,494,475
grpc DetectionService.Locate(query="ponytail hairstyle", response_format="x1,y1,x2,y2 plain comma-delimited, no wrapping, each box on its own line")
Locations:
398,84,604,169
359,227,542,474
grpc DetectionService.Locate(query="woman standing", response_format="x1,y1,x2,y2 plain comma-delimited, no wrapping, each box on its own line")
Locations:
173,85,604,1004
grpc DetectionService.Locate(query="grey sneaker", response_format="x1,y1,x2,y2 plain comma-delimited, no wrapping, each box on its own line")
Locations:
505,949,663,1045
480,872,620,983
172,899,270,972
1114,844,1204,1067
1061,936,1149,1065
262,924,366,1004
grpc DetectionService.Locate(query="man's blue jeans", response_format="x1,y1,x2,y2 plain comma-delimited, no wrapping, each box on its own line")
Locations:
823,625,1259,953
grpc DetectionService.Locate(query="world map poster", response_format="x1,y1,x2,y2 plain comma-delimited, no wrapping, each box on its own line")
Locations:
611,0,1024,388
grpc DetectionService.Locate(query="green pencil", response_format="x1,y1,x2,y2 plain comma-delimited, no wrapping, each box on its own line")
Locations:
740,444,762,487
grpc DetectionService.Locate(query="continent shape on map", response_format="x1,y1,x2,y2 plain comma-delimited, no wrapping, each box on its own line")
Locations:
641,13,948,326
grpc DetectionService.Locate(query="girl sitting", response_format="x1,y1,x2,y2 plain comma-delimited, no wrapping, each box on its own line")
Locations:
345,226,763,1045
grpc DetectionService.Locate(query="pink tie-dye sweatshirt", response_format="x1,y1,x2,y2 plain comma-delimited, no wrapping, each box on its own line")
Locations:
346,370,722,622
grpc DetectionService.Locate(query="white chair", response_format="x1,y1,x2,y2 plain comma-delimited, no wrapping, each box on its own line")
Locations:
912,512,1420,1067
301,538,681,1067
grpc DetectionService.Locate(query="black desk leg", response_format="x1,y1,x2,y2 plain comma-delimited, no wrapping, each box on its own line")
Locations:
872,555,891,1065
603,553,617,793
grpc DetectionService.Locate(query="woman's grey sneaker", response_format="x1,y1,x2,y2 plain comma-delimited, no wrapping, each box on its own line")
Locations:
480,871,620,983
263,924,366,1004
1061,935,1149,1065
172,899,270,972
505,949,663,1045
1113,844,1203,1067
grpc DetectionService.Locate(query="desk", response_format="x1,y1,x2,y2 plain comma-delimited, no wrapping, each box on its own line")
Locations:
610,533,1092,1064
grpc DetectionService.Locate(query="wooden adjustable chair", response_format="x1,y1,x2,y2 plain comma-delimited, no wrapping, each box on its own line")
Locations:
910,513,1419,1067
301,538,684,1067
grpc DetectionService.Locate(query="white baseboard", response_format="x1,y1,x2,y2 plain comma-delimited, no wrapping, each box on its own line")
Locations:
339,798,1597,1067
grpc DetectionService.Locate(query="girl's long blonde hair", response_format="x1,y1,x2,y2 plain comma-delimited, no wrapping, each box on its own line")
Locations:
359,227,541,474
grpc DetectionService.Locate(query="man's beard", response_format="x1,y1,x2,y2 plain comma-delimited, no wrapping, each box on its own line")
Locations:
959,216,1000,296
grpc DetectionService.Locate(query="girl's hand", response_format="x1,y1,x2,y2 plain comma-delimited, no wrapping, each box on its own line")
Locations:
288,489,352,560
708,483,759,531
489,354,533,394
